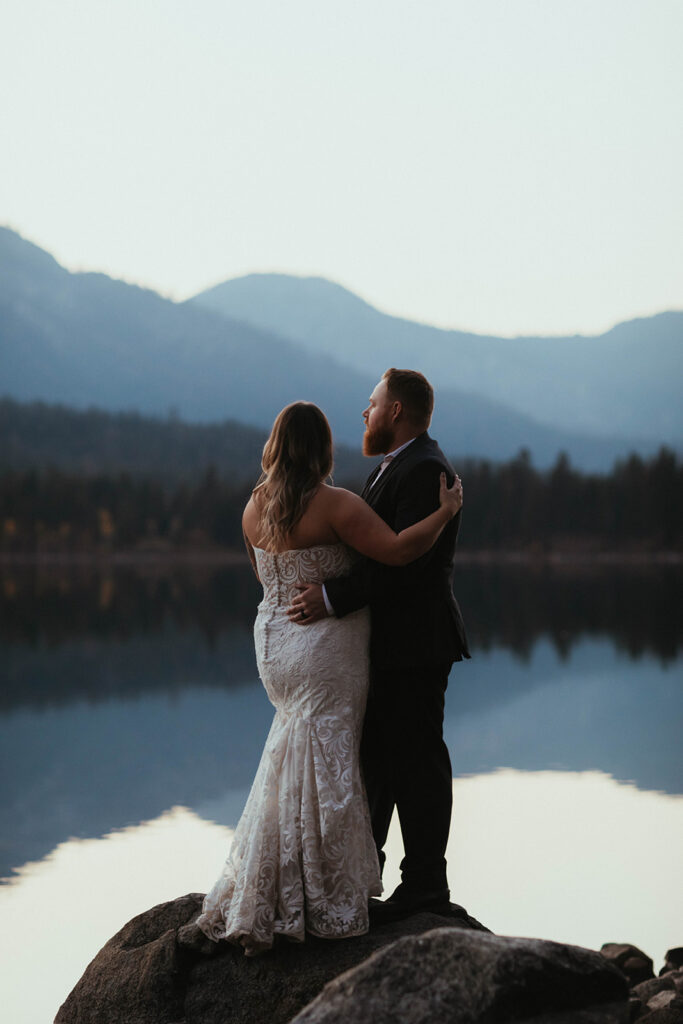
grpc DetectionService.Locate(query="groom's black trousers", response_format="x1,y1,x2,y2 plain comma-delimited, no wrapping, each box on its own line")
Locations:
360,661,453,893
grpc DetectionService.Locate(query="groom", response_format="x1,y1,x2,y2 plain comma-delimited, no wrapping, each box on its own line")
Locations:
288,368,470,918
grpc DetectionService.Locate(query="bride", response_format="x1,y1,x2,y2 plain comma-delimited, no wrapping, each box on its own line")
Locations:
191,401,462,955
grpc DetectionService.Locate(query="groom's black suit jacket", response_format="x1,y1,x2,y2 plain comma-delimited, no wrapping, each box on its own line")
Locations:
326,432,470,670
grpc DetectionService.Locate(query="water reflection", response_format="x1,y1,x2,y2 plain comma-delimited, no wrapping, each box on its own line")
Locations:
1,563,262,710
0,685,272,879
0,563,681,883
446,641,682,793
458,562,682,664
1,562,681,669
0,561,681,1024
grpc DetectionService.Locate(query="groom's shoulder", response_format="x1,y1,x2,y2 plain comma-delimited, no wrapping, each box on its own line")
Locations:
406,432,453,471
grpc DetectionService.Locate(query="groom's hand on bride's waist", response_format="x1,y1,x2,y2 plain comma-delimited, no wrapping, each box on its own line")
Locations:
287,583,330,625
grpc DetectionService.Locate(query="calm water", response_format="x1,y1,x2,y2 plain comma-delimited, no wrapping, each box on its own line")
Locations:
0,561,681,1023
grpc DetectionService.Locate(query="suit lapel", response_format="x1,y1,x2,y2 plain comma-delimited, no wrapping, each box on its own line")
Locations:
365,456,399,505
362,433,431,505
361,464,382,501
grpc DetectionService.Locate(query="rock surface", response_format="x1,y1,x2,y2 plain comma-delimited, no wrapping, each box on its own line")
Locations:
55,893,201,1024
601,944,655,986
638,1010,683,1024
290,928,629,1024
624,954,683,1024
662,950,683,975
57,893,683,1024
633,975,678,1004
55,893,489,1024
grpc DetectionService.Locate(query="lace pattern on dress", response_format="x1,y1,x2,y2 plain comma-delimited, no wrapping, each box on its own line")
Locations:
195,544,381,954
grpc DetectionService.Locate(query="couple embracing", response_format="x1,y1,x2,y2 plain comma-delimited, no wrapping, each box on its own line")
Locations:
190,368,470,956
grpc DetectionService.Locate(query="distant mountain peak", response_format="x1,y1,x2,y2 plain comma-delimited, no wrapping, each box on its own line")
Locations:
0,225,66,277
195,271,379,316
190,270,683,446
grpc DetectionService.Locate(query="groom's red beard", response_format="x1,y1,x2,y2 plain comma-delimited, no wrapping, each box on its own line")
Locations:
363,423,395,457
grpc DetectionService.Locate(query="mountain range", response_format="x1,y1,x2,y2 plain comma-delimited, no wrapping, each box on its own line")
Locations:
1,226,680,471
192,274,683,443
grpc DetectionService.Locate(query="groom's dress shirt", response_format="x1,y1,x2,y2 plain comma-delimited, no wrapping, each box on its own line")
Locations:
322,438,416,616
369,437,416,484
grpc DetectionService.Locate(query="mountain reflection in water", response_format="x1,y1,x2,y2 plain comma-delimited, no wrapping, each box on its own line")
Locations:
0,561,681,882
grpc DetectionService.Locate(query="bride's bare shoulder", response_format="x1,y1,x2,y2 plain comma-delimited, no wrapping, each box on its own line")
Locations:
318,484,367,525
242,494,260,540
319,483,362,506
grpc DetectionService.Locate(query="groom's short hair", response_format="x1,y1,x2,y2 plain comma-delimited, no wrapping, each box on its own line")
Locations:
383,368,434,429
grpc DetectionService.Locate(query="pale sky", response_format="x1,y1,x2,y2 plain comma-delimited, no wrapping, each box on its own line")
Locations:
2,0,681,336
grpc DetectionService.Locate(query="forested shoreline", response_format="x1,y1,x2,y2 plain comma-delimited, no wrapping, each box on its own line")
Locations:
1,447,680,554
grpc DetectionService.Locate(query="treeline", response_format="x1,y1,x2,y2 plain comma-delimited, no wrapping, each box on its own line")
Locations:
1,448,680,553
457,447,681,551
0,397,268,484
0,467,251,551
0,396,369,483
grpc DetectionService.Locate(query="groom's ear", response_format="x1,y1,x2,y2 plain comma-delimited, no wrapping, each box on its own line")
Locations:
390,399,403,422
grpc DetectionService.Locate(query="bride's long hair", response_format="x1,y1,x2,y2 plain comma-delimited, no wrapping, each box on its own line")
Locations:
253,402,333,550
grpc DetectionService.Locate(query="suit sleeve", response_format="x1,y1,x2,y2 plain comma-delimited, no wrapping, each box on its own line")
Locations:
324,553,371,618
390,458,456,574
393,458,446,528
325,459,455,617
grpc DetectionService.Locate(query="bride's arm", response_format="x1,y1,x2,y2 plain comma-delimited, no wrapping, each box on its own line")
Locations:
326,473,462,566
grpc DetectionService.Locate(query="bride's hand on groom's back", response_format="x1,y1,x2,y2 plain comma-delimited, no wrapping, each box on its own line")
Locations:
287,583,330,625
440,472,463,517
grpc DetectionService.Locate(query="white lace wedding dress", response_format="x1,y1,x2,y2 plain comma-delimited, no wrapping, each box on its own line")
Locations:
196,543,382,954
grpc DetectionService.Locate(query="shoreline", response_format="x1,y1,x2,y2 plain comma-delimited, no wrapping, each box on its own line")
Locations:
0,548,681,568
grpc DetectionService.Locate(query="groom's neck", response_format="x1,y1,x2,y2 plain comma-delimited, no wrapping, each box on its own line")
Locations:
386,423,422,452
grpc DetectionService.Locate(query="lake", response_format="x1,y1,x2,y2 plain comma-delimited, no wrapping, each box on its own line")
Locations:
0,559,681,1023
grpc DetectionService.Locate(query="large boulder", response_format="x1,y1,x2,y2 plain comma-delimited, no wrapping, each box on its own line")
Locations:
54,888,198,1024
601,943,655,986
54,893,201,1024
55,893,488,1024
662,950,683,976
55,893,636,1024
291,928,629,1024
